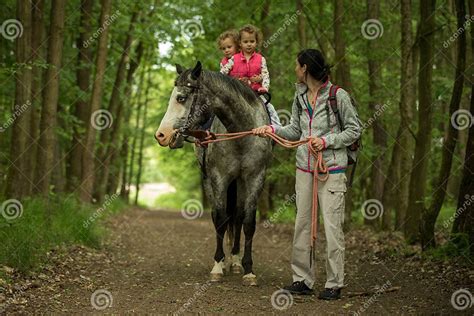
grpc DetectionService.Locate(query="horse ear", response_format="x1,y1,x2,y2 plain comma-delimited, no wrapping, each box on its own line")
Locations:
191,61,202,80
176,64,184,75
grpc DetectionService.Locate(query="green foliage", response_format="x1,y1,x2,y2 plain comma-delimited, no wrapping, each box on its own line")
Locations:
0,195,126,272
425,233,472,261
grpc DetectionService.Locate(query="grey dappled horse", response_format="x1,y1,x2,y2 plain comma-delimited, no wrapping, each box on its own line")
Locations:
155,61,272,286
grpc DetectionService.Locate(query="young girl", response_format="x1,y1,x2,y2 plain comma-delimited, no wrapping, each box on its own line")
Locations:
220,25,281,126
217,29,239,72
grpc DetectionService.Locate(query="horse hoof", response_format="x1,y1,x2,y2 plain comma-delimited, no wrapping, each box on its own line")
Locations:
231,264,243,274
210,273,223,282
210,260,225,282
242,273,258,286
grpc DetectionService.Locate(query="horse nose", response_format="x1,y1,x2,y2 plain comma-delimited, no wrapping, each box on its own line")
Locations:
154,131,164,142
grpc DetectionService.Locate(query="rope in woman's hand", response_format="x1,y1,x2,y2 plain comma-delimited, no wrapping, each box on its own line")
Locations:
186,128,329,266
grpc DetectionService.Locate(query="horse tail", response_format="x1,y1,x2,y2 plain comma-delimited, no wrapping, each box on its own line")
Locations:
226,179,237,251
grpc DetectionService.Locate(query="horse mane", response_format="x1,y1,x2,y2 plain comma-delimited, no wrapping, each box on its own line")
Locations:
177,69,259,105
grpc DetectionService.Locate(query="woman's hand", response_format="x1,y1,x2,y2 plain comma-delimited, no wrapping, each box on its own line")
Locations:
252,125,273,137
308,136,325,151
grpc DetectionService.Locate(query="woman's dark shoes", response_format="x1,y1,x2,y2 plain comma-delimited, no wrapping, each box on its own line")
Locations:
318,288,342,300
282,281,314,295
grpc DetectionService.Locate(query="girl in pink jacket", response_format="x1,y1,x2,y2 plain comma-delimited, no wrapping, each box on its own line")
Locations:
220,25,281,126
217,29,239,72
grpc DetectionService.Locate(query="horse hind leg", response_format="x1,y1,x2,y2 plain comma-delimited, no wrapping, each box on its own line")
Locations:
226,180,244,274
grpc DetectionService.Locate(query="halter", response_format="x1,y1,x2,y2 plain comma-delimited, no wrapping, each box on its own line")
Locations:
174,79,202,138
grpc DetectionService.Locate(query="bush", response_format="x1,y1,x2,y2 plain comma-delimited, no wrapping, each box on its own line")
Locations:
0,194,126,272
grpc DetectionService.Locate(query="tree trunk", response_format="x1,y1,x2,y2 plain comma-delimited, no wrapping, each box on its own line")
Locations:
134,70,152,205
79,0,112,202
120,60,146,200
366,0,387,227
334,0,354,228
106,41,144,196
451,0,474,248
67,0,94,193
405,0,436,243
125,66,147,202
94,10,139,202
333,0,351,90
422,0,466,249
34,0,66,195
260,0,271,56
297,0,306,48
5,0,32,198
382,0,416,231
27,0,45,195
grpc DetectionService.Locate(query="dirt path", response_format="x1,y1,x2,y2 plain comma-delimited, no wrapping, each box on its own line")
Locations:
3,207,473,314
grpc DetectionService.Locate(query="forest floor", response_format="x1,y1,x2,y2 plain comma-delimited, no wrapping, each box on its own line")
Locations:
1,207,473,314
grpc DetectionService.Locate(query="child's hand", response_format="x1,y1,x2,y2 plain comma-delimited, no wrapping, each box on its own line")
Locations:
257,87,268,94
239,77,251,86
250,75,262,83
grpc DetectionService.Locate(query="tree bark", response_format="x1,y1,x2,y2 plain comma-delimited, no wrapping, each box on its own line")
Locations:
333,0,352,90
382,0,416,231
260,0,271,56
452,0,474,248
297,0,306,48
107,42,145,196
79,0,112,202
34,0,66,195
405,0,436,243
27,0,45,195
67,0,95,193
94,10,139,202
422,0,466,249
134,69,152,205
5,0,32,198
366,0,388,227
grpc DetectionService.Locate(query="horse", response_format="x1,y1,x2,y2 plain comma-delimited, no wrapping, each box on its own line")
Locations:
154,61,272,286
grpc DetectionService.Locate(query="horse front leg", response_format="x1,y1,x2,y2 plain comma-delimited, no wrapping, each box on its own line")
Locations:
210,185,229,282
241,171,266,286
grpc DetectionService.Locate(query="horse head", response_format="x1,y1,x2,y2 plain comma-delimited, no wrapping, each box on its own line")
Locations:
155,61,213,148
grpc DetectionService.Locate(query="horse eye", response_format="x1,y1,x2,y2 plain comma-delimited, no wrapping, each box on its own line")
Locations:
177,96,187,103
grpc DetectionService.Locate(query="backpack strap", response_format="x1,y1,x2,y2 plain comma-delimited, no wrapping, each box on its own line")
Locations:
328,85,344,130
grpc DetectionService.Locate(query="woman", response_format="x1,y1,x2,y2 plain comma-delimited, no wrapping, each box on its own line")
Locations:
252,49,361,300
